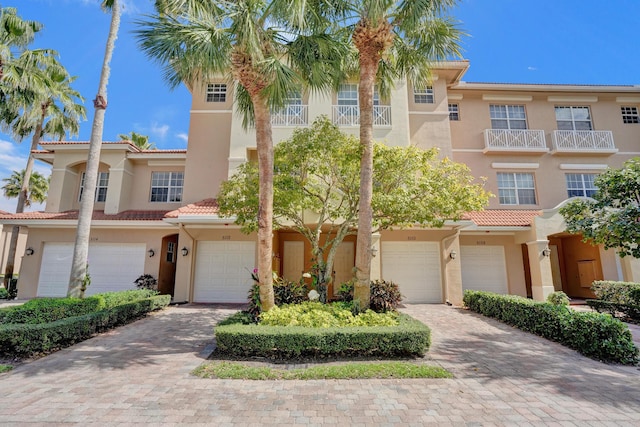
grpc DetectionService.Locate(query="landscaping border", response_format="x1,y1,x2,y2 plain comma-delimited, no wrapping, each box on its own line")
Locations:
214,313,430,359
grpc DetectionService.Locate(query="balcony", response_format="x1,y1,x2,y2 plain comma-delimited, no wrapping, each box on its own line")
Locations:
551,130,617,155
271,104,308,126
483,129,548,154
332,105,391,127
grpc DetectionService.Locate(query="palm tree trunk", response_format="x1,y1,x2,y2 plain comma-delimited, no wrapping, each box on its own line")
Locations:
68,0,120,297
253,97,275,311
2,112,44,294
353,55,377,310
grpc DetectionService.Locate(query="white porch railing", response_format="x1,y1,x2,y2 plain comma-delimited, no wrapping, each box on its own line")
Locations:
332,105,391,126
271,105,308,126
551,130,617,154
483,129,548,153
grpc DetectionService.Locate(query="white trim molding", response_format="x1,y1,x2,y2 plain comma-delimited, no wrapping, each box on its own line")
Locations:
616,96,640,103
547,96,598,103
491,162,540,169
448,93,463,101
559,164,608,170
482,94,533,102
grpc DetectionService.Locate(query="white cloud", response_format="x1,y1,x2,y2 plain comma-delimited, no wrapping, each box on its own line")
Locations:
150,122,170,140
176,133,189,143
527,66,538,71
0,139,51,213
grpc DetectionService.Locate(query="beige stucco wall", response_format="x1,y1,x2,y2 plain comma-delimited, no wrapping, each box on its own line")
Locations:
0,225,28,278
17,226,175,299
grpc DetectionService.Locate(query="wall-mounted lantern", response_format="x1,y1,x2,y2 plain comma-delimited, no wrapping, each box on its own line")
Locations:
181,247,189,256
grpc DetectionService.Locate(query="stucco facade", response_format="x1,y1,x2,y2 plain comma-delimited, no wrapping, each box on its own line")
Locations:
2,60,640,304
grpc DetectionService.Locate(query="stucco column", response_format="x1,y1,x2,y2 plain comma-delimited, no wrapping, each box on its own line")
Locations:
527,240,555,301
443,234,463,306
620,255,640,283
370,233,381,281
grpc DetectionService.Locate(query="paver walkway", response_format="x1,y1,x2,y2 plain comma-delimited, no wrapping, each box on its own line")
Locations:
1,303,639,426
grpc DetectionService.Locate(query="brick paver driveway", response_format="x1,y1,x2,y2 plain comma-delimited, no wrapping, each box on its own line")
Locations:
1,303,639,426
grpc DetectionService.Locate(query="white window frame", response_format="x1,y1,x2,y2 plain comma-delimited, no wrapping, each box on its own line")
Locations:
555,106,593,130
414,86,434,104
337,84,358,106
448,103,459,121
206,83,227,102
489,105,527,130
566,173,598,198
150,171,184,203
79,172,109,203
497,172,537,205
621,106,639,124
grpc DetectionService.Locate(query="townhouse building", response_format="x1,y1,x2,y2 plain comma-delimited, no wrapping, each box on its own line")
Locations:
2,60,639,304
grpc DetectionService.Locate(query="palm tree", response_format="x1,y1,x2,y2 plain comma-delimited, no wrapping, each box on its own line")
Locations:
2,169,49,207
118,131,155,150
0,51,85,291
136,0,346,311
0,6,42,80
339,0,464,309
68,0,121,298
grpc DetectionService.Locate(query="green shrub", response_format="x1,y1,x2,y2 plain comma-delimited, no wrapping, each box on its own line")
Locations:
0,294,170,358
247,277,309,321
133,274,158,290
215,313,430,359
333,280,403,313
547,291,570,306
463,290,639,365
0,297,105,325
259,301,398,328
0,287,8,300
588,281,640,321
94,289,159,309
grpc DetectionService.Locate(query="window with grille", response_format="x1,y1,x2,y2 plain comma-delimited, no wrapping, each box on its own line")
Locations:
414,86,434,104
79,172,109,202
555,106,592,130
337,84,358,106
621,106,639,124
150,172,184,202
206,83,227,102
490,105,527,129
448,103,459,121
497,172,537,205
566,173,597,198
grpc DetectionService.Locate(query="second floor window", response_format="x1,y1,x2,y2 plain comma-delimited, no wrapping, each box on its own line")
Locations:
497,172,537,205
337,84,358,106
621,106,639,124
150,172,184,203
448,103,460,121
490,105,527,130
555,106,592,130
206,83,226,102
414,86,434,104
79,172,109,202
566,173,597,198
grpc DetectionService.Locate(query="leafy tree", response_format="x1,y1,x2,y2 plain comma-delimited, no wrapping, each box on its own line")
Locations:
69,0,121,298
331,0,465,308
136,0,347,311
560,159,640,258
218,117,489,302
0,6,42,79
118,131,155,150
2,169,49,207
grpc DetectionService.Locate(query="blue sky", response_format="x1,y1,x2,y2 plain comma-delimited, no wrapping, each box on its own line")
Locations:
1,0,639,212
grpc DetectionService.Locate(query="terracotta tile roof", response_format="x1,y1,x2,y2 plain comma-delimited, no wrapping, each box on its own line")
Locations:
463,210,541,227
165,198,219,218
36,141,186,154
0,210,169,221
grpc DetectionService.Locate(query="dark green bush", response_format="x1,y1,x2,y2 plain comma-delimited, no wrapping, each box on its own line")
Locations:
247,278,309,321
0,287,8,300
215,313,429,359
95,289,159,309
588,281,640,321
463,290,639,365
0,294,170,358
133,274,158,290
0,297,105,325
333,280,403,313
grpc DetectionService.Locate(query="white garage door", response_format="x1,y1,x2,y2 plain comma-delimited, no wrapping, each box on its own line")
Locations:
193,241,256,303
381,241,442,303
461,245,508,294
37,243,145,297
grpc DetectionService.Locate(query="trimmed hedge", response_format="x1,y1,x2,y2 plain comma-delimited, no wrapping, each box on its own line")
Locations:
463,290,639,365
215,313,430,359
587,281,640,321
0,294,170,358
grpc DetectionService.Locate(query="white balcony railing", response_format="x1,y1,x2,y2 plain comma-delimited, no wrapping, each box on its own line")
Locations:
551,130,617,154
271,105,308,126
332,105,391,127
483,129,548,153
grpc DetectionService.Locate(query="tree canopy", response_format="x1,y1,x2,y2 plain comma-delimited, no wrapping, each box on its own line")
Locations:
560,159,640,258
2,169,49,207
218,117,490,299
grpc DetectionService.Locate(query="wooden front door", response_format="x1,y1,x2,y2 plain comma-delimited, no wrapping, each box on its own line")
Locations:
158,234,178,297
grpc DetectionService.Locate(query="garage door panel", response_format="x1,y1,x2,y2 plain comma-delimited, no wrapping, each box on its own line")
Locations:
193,241,256,303
381,241,442,303
461,245,508,294
37,243,145,297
